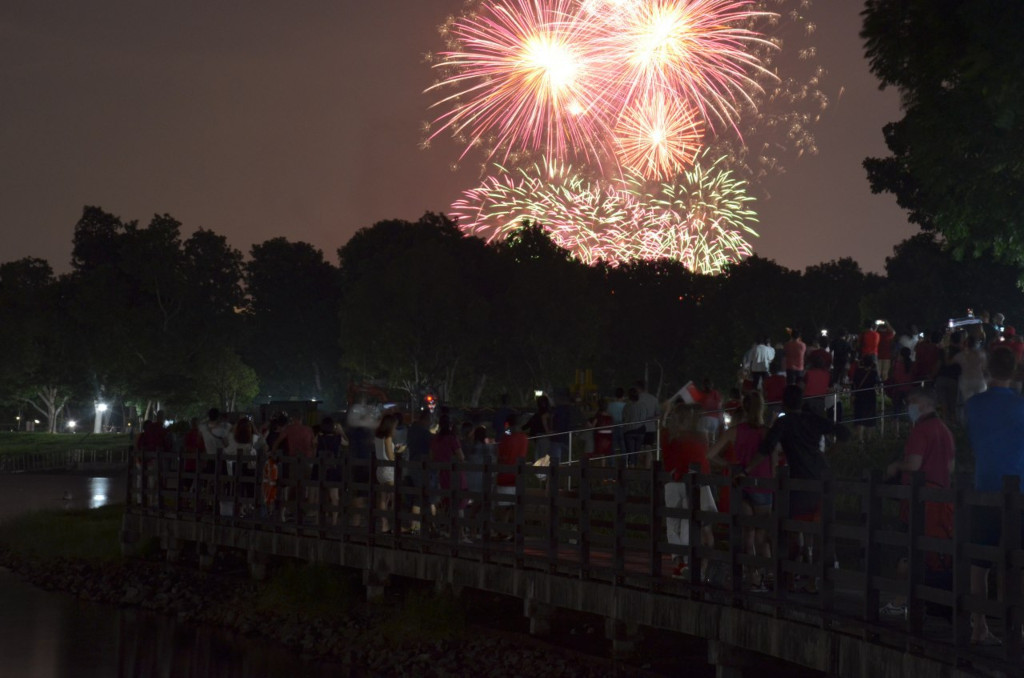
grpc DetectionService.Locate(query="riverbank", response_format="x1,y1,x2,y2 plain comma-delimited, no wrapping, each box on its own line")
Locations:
0,505,675,677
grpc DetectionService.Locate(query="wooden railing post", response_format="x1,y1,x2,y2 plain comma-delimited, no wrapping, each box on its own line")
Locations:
728,470,743,598
907,470,925,634
1001,475,1021,661
650,462,662,581
819,470,836,616
686,465,702,589
772,466,790,605
481,453,493,562
952,471,973,650
547,461,559,569
515,457,527,565
579,456,591,579
613,457,627,581
863,469,882,622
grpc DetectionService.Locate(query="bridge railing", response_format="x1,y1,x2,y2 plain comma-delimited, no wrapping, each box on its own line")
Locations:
0,448,130,473
127,447,1023,670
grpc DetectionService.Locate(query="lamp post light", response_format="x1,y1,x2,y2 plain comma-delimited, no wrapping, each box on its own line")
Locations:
68,420,77,432
94,402,108,434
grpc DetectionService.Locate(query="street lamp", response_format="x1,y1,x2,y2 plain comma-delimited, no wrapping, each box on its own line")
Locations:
68,420,77,432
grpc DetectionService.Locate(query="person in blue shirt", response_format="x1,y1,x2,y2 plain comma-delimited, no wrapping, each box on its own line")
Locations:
964,345,1024,645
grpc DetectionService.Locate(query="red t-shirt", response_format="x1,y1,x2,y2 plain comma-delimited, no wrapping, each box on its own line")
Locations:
808,347,832,370
662,432,709,479
280,422,315,458
783,339,806,372
763,374,786,404
803,368,830,397
877,330,896,360
901,415,954,488
912,341,942,379
497,432,528,486
860,330,880,356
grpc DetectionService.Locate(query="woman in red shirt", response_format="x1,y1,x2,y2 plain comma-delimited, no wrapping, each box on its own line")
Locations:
662,402,717,578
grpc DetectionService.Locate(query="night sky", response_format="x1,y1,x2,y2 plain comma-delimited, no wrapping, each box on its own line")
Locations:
0,1,917,273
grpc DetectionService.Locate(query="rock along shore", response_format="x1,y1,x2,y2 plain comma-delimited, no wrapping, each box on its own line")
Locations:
0,548,665,677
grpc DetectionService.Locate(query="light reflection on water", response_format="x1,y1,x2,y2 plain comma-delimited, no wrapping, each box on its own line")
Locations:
0,474,347,678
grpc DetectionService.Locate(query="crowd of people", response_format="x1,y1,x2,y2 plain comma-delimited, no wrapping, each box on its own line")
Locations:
131,309,1024,644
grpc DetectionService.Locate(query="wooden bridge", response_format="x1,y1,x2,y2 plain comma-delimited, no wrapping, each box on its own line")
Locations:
120,449,1024,678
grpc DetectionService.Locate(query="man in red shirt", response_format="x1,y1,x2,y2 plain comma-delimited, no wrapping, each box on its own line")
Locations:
911,331,943,383
272,411,316,519
876,321,897,380
881,387,954,617
859,321,881,358
494,416,528,539
783,329,807,385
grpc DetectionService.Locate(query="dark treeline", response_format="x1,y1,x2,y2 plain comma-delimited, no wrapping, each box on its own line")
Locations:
2,206,1023,432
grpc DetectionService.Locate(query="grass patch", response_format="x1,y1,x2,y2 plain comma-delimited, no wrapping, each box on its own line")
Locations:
0,431,131,455
0,504,124,561
379,589,466,643
254,563,356,619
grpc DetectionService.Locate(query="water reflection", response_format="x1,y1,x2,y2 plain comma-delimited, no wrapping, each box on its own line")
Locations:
0,568,349,678
89,477,110,509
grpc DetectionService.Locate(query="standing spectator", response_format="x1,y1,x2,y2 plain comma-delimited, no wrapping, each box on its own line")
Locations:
373,414,399,533
898,324,921,361
431,414,467,536
404,409,434,532
852,355,881,442
783,329,807,385
464,426,494,538
272,410,316,521
606,387,627,454
661,402,717,579
934,332,963,422
738,385,849,592
876,321,897,380
550,390,576,465
491,394,514,441
881,387,955,617
494,417,529,539
829,328,853,387
859,321,881,359
698,377,724,443
912,330,943,384
223,417,263,517
964,346,1024,645
709,391,773,590
588,399,614,462
199,408,231,458
742,336,776,391
526,394,552,463
622,387,645,466
802,352,831,417
954,335,988,407
762,357,787,416
807,336,833,373
317,416,346,525
888,346,915,417
635,380,661,467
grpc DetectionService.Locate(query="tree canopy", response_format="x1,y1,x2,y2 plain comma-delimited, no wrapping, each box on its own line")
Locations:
861,0,1024,263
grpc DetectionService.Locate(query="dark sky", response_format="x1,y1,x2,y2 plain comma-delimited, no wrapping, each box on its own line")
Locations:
0,1,916,274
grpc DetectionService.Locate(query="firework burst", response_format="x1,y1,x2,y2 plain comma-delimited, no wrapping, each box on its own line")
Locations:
614,91,704,180
427,0,613,164
428,0,824,270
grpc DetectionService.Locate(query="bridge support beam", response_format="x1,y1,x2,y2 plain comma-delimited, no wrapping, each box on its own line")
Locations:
163,536,184,564
198,542,217,571
363,568,389,601
605,618,640,658
247,549,268,581
524,598,553,636
708,641,755,678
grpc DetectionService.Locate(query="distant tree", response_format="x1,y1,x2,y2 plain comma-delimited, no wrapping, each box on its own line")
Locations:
861,0,1024,264
0,260,83,432
801,258,882,334
244,237,342,403
338,213,492,404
